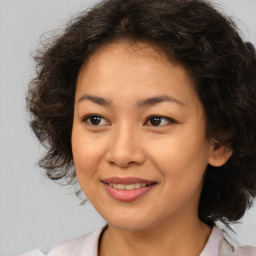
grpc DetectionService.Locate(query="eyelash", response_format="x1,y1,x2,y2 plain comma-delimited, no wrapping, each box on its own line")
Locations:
82,114,177,127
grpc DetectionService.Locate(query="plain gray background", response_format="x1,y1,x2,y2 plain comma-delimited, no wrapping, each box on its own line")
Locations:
0,0,255,255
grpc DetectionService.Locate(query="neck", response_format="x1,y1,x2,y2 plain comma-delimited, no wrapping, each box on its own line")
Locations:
99,217,211,256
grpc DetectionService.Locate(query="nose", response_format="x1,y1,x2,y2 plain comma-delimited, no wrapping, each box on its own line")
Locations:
106,125,146,168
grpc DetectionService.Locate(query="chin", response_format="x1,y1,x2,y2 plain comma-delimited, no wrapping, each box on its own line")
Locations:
102,212,161,231
109,221,153,231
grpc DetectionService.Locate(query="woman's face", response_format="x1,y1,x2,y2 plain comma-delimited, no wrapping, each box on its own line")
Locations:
72,41,216,230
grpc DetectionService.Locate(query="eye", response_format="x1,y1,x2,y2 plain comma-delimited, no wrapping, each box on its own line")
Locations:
145,115,176,127
82,114,109,126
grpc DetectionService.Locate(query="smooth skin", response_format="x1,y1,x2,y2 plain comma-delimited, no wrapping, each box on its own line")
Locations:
72,41,232,256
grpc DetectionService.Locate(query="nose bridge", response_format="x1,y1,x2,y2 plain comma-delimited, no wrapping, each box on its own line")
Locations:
107,122,145,167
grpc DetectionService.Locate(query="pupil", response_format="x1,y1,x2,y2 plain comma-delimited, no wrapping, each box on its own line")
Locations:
91,116,101,125
150,117,161,126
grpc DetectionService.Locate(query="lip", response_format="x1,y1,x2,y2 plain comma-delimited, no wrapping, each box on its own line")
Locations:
101,176,157,202
102,176,155,185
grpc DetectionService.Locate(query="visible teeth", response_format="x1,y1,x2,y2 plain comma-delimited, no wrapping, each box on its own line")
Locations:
125,184,135,190
117,184,126,190
108,183,148,190
134,183,141,189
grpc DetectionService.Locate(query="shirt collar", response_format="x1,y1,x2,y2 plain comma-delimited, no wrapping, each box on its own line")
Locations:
200,227,223,256
79,226,224,256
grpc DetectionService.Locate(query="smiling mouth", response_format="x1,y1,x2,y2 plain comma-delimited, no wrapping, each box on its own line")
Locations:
101,177,157,202
104,182,149,190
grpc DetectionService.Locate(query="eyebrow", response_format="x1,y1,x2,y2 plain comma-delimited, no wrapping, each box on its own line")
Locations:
137,95,185,107
78,94,111,106
77,94,185,107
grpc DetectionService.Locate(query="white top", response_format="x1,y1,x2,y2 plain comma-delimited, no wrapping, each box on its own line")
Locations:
18,226,256,256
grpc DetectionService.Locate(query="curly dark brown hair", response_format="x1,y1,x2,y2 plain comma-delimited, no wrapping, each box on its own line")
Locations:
27,0,256,226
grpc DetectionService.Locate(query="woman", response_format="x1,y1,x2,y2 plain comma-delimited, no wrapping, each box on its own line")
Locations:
22,0,256,255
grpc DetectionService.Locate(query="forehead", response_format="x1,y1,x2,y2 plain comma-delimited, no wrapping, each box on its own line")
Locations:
85,40,174,67
77,40,194,86
75,40,199,109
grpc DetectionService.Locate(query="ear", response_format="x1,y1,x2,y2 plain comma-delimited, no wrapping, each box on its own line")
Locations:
208,143,233,167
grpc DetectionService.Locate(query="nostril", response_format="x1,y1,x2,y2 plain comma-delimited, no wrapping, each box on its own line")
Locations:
109,160,137,168
105,142,146,167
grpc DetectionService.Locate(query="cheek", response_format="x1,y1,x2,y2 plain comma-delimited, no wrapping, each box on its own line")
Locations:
71,132,104,202
71,129,104,179
148,132,210,186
